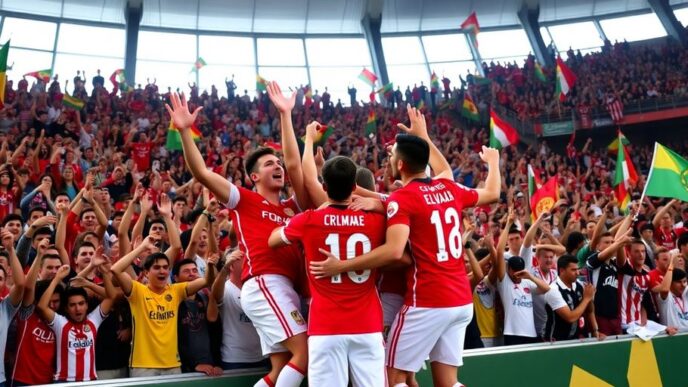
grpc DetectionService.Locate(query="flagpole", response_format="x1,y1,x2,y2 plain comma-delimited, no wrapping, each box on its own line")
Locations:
637,142,658,216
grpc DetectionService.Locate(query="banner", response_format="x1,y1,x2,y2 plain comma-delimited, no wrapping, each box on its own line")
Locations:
541,121,574,137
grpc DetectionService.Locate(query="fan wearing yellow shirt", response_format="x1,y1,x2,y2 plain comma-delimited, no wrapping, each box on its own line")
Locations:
111,236,216,377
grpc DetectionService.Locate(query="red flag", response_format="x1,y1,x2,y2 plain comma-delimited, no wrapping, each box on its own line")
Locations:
606,96,624,123
530,176,559,219
461,12,480,34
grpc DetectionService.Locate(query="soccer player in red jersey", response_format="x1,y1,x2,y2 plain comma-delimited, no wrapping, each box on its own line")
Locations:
166,83,310,387
312,106,501,387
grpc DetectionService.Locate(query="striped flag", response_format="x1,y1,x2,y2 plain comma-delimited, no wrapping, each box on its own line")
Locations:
555,56,576,102
256,75,268,92
527,164,542,200
109,69,129,91
0,41,9,108
461,12,480,47
358,68,378,88
606,96,624,123
461,94,479,121
643,143,688,202
607,130,630,154
62,93,84,110
377,82,394,99
191,57,207,72
534,62,546,82
613,134,638,212
166,122,201,151
489,109,519,150
430,72,440,93
365,109,376,137
24,69,52,83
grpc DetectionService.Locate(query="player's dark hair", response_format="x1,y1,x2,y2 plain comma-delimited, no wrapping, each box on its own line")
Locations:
143,252,169,271
64,286,88,306
322,156,358,201
28,206,47,218
565,231,586,253
394,134,429,174
672,268,687,282
33,227,53,240
79,207,96,220
1,213,23,227
75,241,95,255
557,254,578,272
355,167,376,191
245,147,276,175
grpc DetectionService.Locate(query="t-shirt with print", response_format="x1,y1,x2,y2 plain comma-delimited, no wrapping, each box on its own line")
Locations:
497,274,538,337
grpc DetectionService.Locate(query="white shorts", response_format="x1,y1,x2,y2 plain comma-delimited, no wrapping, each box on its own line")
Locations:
381,292,404,341
241,274,307,355
309,333,386,387
386,304,473,372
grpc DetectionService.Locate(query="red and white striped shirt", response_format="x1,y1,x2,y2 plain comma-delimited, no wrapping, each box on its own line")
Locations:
618,261,650,328
606,97,624,123
48,306,107,382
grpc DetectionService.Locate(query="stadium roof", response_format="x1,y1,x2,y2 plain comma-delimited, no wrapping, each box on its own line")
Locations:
1,0,687,34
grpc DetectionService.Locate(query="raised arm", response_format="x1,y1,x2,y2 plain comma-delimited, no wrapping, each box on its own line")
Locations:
111,236,156,296
475,146,501,205
55,205,71,266
165,93,231,204
267,81,311,209
4,230,26,307
37,265,70,323
184,214,208,260
301,121,328,207
523,212,546,249
186,253,218,296
495,209,515,281
22,239,48,306
158,194,182,260
653,200,677,229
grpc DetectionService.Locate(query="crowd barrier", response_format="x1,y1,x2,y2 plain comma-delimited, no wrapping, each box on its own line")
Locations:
58,332,686,386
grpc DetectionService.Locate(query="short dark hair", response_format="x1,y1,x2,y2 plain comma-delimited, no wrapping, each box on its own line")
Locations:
28,206,46,218
148,218,166,230
143,252,170,271
41,254,62,265
244,147,276,175
172,258,197,279
557,254,578,272
474,248,490,260
566,231,586,253
322,156,357,201
394,134,429,174
640,223,654,233
75,241,96,255
355,167,376,191
33,227,53,239
600,231,613,238
672,268,686,282
79,208,96,220
678,232,688,249
55,191,70,200
1,213,22,227
508,226,521,235
173,196,187,205
64,286,88,305
36,279,64,303
630,238,646,248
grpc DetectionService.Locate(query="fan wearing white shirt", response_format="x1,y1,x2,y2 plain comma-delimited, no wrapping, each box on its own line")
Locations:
491,209,550,346
656,263,685,334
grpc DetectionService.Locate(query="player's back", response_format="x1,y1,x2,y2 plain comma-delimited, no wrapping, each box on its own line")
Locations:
386,178,478,308
285,205,386,335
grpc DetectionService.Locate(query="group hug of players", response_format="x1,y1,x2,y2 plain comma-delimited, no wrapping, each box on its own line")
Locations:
166,80,501,387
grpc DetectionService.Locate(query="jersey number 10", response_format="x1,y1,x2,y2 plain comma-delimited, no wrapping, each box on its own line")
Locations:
324,233,372,284
430,207,462,262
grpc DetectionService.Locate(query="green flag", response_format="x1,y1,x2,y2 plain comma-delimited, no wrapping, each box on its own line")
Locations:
643,143,688,202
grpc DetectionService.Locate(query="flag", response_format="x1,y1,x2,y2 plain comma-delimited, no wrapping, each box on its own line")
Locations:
191,57,207,72
461,94,480,121
430,72,440,93
0,41,9,108
416,99,425,110
109,69,129,92
62,93,84,110
607,131,630,154
358,68,378,88
365,109,376,137
256,75,268,92
606,96,624,123
534,62,546,82
304,85,313,108
613,135,638,212
555,56,576,102
24,69,52,83
461,12,480,47
264,142,282,152
643,143,688,202
489,109,519,150
377,82,394,99
527,164,543,200
530,177,559,219
473,75,492,86
166,122,201,151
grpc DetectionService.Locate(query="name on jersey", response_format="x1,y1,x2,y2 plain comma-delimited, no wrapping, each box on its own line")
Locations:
324,215,365,227
262,210,288,225
32,326,55,343
149,305,175,321
419,184,455,205
512,296,533,308
603,276,618,288
68,338,94,349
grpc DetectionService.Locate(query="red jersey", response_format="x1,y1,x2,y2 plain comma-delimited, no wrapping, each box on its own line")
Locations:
654,226,686,250
378,269,407,296
227,185,302,283
618,261,650,327
12,307,56,385
0,190,15,220
386,178,478,308
282,205,385,335
49,306,106,382
130,142,153,171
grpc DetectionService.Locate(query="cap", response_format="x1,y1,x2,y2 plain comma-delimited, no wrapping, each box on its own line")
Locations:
507,256,526,271
516,192,524,198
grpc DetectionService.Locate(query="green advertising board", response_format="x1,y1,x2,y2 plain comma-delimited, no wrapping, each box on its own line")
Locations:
80,334,685,386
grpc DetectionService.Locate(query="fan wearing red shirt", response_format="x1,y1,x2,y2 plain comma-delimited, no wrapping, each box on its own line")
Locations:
312,107,501,387
653,200,686,250
129,133,154,172
269,156,388,386
166,84,310,387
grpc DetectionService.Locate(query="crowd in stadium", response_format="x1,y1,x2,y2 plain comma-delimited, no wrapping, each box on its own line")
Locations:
0,30,686,387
